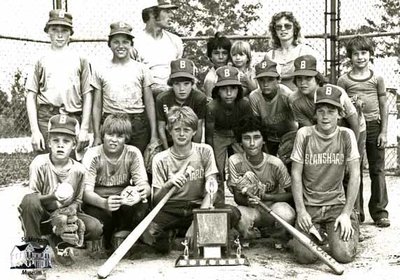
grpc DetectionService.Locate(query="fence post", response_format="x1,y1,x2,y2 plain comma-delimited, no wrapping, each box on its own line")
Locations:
330,0,338,84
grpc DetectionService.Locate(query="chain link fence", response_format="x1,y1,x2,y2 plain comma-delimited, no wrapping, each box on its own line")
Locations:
0,0,399,184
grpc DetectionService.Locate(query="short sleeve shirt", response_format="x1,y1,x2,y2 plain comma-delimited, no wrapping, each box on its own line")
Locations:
249,85,297,141
156,88,207,122
92,59,152,114
227,152,291,195
82,145,148,198
337,70,385,122
289,84,357,127
290,126,359,206
152,143,218,203
135,30,183,87
26,48,92,113
29,154,86,210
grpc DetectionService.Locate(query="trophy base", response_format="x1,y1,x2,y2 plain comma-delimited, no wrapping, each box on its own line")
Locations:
175,255,250,267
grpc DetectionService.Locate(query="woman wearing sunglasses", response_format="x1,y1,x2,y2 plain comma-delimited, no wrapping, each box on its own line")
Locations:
265,11,323,91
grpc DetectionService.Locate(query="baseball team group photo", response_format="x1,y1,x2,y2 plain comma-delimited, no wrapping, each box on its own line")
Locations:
1,0,400,279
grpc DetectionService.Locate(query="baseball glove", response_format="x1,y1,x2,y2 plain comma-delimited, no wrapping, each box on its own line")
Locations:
51,204,85,247
236,171,266,198
277,131,298,166
143,139,163,173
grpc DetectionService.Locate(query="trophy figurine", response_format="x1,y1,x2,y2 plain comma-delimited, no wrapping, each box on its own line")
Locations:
181,239,189,260
234,236,242,258
205,177,218,209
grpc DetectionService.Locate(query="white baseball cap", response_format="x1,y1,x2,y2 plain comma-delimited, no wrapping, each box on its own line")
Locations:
141,0,178,10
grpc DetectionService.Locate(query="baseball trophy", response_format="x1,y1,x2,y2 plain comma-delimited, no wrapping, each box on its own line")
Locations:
175,178,249,267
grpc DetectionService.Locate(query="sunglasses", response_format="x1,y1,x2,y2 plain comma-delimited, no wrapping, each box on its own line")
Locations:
275,23,293,31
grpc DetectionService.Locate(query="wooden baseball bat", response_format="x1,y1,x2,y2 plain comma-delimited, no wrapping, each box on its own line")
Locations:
246,192,345,275
97,167,193,279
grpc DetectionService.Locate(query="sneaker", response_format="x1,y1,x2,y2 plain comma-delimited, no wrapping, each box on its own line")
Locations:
54,242,75,266
375,217,390,228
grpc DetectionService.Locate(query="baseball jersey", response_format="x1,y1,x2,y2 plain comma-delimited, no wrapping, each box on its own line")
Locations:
206,98,252,131
29,154,86,210
249,85,297,141
92,59,152,114
289,84,357,127
82,145,148,198
156,88,207,122
26,48,92,113
290,126,360,206
337,70,385,122
152,143,218,203
228,152,291,194
135,29,183,87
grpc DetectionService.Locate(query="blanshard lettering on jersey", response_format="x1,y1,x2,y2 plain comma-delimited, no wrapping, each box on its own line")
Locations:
304,153,344,165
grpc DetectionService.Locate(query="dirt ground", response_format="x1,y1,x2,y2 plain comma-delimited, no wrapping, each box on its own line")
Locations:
2,174,400,280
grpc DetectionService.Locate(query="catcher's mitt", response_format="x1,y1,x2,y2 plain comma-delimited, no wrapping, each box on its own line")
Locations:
236,171,266,198
51,205,85,247
143,139,163,173
277,131,297,166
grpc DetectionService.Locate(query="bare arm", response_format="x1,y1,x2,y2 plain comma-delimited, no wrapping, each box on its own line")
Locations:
377,94,388,149
345,113,360,141
193,119,203,143
26,90,45,151
157,121,169,150
143,86,158,143
92,88,103,146
77,90,93,151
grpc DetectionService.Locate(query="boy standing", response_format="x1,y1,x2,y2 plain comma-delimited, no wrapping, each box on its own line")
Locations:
26,9,92,153
156,58,207,149
337,36,389,227
18,114,102,265
291,85,360,264
249,59,297,155
92,22,157,153
143,106,240,253
228,116,295,240
82,114,151,250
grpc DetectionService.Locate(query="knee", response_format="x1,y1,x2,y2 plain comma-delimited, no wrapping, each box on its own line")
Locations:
271,202,296,225
227,205,241,228
19,193,43,214
84,218,104,241
331,247,357,263
292,238,318,264
141,222,163,245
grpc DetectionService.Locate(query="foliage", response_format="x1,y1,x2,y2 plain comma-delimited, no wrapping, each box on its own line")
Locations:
1,70,30,137
363,0,400,57
0,89,10,115
170,0,264,86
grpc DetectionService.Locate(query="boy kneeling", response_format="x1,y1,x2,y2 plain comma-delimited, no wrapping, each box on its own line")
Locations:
82,114,150,252
19,115,102,266
291,85,360,263
143,106,240,253
228,116,295,241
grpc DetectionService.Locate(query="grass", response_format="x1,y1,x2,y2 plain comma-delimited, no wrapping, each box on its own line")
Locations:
0,152,34,186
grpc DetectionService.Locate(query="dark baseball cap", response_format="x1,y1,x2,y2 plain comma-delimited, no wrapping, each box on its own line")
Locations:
44,9,74,35
255,59,279,78
315,85,342,109
214,66,242,87
48,114,79,136
109,21,134,39
292,55,319,76
143,0,178,10
169,58,196,81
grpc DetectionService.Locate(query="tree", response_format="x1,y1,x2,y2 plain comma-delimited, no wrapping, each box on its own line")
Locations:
170,0,263,85
364,0,400,57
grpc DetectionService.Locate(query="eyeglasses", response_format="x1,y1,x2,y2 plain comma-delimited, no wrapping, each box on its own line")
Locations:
275,23,293,31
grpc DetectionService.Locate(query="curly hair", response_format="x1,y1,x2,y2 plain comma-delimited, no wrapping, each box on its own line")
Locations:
206,32,232,60
269,11,302,49
233,116,267,143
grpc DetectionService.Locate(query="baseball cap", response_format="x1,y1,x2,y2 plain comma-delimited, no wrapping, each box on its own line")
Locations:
44,9,74,35
48,114,79,136
168,58,196,83
255,59,279,78
142,0,178,10
109,22,134,39
315,85,342,109
214,66,242,87
291,55,318,76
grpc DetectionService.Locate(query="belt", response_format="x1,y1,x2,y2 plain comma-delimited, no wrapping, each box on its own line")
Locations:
103,112,146,121
39,104,81,117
